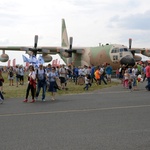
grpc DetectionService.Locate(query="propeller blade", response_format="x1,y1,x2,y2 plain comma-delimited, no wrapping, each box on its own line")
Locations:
69,37,73,49
129,38,132,49
34,35,38,48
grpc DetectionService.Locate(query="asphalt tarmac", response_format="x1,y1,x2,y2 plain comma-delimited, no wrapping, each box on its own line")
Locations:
0,80,150,150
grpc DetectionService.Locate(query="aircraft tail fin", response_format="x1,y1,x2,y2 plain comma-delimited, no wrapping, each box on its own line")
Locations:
61,19,69,48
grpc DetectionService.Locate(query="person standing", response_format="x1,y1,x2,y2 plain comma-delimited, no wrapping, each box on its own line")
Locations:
8,66,14,86
19,65,24,85
91,64,96,83
0,69,4,104
99,66,107,85
15,65,20,87
123,69,130,88
59,64,67,89
48,67,58,101
132,65,138,90
105,63,112,83
83,74,90,90
23,65,36,103
94,67,101,85
35,64,47,101
145,62,150,91
73,66,78,84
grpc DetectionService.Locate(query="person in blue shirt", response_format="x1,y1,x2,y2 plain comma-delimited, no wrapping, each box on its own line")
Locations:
48,67,59,101
73,66,79,84
105,63,113,83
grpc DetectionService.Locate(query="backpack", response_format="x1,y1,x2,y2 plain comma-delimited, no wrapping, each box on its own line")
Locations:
10,71,13,77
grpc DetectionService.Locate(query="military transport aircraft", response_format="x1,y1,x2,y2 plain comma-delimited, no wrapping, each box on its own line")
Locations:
0,19,135,69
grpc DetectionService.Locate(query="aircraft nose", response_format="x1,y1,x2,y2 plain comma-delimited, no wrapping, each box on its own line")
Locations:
120,55,135,66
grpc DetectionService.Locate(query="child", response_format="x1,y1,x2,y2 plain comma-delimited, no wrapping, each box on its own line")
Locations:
123,70,130,88
128,78,133,92
116,68,119,79
83,74,90,90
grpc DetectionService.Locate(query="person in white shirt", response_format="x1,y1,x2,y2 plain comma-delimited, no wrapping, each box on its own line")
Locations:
35,64,47,102
59,64,68,89
83,74,90,90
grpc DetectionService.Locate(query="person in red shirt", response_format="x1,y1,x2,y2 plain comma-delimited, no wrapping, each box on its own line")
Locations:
23,65,36,103
145,62,150,91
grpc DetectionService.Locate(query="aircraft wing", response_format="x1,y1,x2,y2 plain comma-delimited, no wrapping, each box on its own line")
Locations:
0,46,24,51
130,48,150,57
128,39,150,57
0,46,84,54
130,48,146,53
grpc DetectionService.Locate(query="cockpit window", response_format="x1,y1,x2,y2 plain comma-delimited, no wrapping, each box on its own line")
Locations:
111,48,119,53
124,48,128,51
119,48,128,52
120,48,123,52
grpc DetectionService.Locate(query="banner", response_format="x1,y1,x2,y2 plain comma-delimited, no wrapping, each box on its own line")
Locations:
7,60,11,67
12,59,16,67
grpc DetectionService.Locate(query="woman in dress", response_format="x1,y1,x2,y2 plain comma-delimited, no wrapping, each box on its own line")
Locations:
48,67,58,101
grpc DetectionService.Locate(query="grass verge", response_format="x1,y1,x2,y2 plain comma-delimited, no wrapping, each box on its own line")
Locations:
2,73,119,99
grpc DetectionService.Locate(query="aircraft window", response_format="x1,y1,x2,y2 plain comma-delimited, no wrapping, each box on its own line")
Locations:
111,48,119,53
120,48,123,52
120,53,122,57
113,55,118,60
111,49,114,53
120,48,128,52
124,48,128,51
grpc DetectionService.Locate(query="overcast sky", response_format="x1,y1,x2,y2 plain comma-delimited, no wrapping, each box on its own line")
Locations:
0,0,150,66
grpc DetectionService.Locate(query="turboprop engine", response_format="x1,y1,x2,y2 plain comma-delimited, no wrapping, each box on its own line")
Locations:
0,53,9,62
42,53,52,62
60,51,70,58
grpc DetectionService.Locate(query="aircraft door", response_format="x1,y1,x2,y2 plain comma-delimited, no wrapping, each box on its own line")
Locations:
111,48,119,63
119,48,123,59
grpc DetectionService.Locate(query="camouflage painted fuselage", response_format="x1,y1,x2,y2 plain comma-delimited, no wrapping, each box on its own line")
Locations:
60,44,133,70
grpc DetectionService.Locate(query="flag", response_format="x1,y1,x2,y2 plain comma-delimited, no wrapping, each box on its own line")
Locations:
55,59,58,66
22,55,29,62
58,60,60,66
29,55,37,64
12,59,16,67
38,55,45,65
7,60,11,67
52,59,55,67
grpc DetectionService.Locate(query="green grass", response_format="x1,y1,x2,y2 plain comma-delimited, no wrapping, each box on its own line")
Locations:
2,72,119,99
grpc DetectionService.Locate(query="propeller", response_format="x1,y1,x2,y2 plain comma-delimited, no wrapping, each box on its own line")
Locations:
129,38,135,56
63,37,76,64
34,35,38,49
64,37,76,56
22,35,43,56
129,38,142,62
129,38,132,49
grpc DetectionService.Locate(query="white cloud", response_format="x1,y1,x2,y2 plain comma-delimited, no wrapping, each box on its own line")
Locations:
0,0,150,65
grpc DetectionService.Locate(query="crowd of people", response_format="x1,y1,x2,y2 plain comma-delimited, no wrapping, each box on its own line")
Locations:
0,61,150,104
0,63,113,103
117,62,150,91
